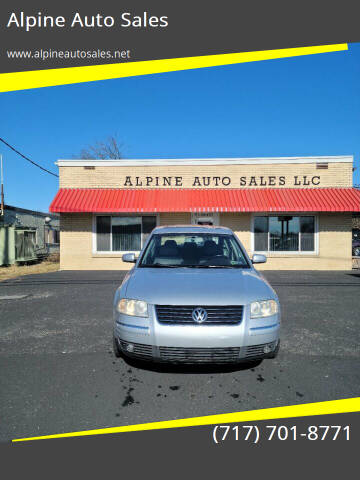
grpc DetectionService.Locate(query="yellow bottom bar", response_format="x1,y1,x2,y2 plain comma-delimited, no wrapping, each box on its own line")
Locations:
13,397,360,442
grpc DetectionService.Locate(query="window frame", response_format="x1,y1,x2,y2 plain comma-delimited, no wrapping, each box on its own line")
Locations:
251,214,318,255
92,213,159,254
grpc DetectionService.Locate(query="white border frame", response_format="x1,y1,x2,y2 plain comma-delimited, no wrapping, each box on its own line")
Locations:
250,213,319,255
92,213,160,255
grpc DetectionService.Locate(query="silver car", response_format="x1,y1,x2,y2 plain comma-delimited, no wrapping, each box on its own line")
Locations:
113,225,280,364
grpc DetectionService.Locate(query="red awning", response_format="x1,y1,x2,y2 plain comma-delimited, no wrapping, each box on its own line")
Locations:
49,188,360,213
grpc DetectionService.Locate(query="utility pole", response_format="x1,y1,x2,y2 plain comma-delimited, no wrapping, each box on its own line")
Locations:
0,155,4,217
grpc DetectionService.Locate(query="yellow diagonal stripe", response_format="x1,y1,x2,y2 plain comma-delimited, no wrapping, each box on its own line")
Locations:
0,44,347,93
12,397,360,442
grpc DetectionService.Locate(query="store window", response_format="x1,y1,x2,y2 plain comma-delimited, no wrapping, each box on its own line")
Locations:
254,215,315,253
95,216,157,252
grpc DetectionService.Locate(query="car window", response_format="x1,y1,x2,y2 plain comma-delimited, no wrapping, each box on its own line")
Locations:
139,233,250,268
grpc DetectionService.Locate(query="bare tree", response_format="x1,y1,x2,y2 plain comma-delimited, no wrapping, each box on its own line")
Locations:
78,135,123,159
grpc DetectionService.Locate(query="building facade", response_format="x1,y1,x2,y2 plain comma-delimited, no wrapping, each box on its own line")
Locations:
50,156,360,270
0,205,59,265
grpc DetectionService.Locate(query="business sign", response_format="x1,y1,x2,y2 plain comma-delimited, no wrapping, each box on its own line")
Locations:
122,175,321,188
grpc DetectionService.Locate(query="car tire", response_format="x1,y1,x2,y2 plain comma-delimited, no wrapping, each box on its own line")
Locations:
113,336,122,358
268,340,280,359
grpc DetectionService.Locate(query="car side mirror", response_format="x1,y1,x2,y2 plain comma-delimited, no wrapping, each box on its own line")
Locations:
252,254,267,264
122,253,136,263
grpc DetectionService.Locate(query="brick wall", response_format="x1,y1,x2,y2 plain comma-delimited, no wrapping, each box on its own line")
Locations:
160,212,191,225
251,213,351,270
59,161,353,189
60,212,352,270
221,213,352,270
219,213,252,251
60,212,190,270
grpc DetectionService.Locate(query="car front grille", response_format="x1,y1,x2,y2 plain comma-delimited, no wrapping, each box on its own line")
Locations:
159,346,241,363
118,341,276,363
245,341,277,358
120,341,153,360
155,305,244,325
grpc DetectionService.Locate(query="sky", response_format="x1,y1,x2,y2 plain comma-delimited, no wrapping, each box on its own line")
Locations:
1,43,360,212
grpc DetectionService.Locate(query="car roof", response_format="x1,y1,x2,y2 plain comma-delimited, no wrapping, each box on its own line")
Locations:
151,225,234,235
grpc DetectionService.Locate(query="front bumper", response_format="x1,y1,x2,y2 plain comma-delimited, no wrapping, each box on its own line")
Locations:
116,338,279,363
113,303,280,363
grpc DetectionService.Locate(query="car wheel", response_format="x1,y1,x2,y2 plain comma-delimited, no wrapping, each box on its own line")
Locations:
268,340,280,359
353,247,360,257
113,336,122,358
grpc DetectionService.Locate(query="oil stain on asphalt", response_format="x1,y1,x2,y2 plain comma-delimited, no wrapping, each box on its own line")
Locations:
110,346,301,419
122,387,135,407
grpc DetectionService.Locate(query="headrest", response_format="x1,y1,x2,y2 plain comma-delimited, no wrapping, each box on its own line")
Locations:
182,242,198,253
202,240,219,256
158,245,179,257
164,240,178,249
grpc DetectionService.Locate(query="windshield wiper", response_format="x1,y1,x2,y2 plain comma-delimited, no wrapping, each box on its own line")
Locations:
140,264,180,268
201,265,234,268
182,264,226,268
184,264,249,268
140,264,249,269
215,265,249,268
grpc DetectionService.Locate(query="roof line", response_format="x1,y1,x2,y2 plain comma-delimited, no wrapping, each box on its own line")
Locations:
56,156,353,167
4,204,59,217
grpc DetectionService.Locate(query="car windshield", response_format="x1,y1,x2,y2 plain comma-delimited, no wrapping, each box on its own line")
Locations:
139,233,250,268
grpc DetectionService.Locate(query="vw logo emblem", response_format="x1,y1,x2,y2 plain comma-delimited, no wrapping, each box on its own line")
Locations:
192,307,208,324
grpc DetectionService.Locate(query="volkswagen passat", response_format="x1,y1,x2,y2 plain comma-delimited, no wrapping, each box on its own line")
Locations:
113,225,280,364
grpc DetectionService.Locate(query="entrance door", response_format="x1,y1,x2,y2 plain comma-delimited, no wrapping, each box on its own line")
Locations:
191,213,219,226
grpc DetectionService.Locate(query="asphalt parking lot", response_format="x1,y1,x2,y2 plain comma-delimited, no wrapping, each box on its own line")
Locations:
0,269,359,441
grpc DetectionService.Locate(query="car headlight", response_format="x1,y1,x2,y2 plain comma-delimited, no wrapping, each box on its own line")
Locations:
117,299,148,317
250,299,278,318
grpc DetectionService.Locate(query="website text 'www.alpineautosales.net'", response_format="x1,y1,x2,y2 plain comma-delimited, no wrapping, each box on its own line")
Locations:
5,48,131,61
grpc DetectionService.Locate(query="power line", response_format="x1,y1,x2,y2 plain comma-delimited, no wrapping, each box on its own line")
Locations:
0,137,59,178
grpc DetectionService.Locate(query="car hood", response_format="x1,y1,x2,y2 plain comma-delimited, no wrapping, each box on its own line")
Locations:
123,267,276,305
